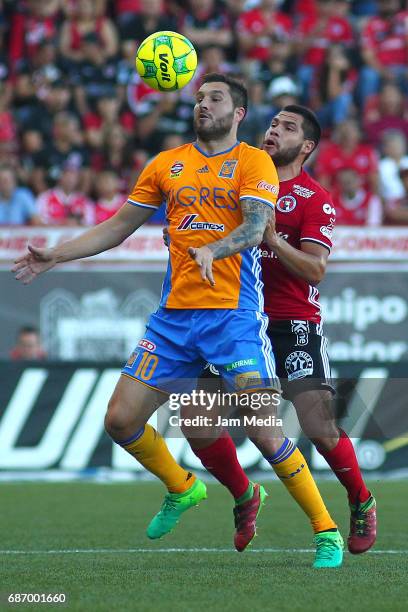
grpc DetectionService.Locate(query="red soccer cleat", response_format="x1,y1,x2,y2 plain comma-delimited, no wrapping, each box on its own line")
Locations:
348,494,377,554
233,483,267,552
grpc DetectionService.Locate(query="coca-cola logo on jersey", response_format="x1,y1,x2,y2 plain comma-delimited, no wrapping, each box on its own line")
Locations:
277,195,297,213
257,180,279,195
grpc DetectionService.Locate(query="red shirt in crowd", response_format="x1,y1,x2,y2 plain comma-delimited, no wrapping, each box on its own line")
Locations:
67,17,106,50
237,8,292,61
115,0,142,14
262,169,334,324
0,111,17,144
362,94,408,145
314,141,378,188
83,111,135,134
365,117,408,148
297,15,354,66
361,12,408,66
92,194,125,224
37,189,93,225
9,11,57,69
332,188,382,226
293,0,317,22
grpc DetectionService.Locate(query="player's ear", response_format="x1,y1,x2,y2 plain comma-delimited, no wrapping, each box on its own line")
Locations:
235,107,246,123
302,140,315,156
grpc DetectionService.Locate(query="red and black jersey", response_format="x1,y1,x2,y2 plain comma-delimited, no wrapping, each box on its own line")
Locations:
261,169,335,324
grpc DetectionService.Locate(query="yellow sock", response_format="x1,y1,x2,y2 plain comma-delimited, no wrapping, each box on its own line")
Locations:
120,424,196,493
267,438,337,533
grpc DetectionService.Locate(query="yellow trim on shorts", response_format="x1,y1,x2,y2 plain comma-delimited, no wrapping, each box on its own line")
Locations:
121,373,170,396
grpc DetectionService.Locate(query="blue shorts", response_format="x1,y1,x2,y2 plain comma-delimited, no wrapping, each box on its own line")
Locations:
122,307,279,394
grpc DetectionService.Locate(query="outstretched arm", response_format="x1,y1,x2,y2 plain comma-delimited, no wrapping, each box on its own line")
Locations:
12,203,155,284
188,198,272,286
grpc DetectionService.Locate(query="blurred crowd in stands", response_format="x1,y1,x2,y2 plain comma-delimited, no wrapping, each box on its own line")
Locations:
0,0,408,227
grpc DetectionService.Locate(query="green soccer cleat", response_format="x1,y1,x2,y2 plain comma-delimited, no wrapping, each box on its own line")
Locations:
313,530,344,569
146,479,207,539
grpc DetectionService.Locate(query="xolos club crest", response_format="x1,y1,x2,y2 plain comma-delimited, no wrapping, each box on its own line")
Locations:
277,195,297,213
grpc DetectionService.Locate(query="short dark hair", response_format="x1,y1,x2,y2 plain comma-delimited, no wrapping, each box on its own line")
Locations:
201,73,248,118
282,104,321,149
18,325,39,337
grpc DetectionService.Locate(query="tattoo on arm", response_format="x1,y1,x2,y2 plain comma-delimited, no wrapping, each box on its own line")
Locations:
207,198,272,260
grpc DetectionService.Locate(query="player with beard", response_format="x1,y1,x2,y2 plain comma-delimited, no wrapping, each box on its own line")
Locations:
14,75,334,561
182,105,376,560
14,76,345,567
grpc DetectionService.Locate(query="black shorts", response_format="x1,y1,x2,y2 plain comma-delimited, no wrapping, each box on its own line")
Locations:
199,320,334,401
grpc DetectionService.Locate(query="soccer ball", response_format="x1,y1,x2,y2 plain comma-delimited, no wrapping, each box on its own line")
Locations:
135,31,198,92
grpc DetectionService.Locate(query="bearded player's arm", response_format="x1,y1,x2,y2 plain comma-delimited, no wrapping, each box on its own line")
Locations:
12,204,156,284
188,148,278,285
188,197,274,285
13,158,162,284
264,195,335,286
211,197,273,255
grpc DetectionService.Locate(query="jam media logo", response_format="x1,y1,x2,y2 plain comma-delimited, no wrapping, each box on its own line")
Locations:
170,161,184,178
277,195,297,213
177,214,224,231
218,159,238,179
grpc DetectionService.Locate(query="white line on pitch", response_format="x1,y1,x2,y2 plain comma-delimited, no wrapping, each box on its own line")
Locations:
0,548,407,555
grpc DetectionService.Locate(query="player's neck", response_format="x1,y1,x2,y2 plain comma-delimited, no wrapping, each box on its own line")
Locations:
196,135,238,155
277,161,303,182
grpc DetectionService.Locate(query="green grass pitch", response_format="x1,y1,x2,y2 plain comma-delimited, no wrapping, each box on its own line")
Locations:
1,480,407,611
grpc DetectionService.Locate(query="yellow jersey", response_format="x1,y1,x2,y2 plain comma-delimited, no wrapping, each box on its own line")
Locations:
128,141,279,309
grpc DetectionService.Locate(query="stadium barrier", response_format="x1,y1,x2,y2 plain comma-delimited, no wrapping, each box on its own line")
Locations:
1,227,408,362
0,361,407,478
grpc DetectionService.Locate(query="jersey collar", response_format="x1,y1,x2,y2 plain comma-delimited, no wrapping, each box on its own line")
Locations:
193,141,240,158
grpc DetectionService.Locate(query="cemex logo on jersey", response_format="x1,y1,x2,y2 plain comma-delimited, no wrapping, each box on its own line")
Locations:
177,214,225,231
277,195,297,213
